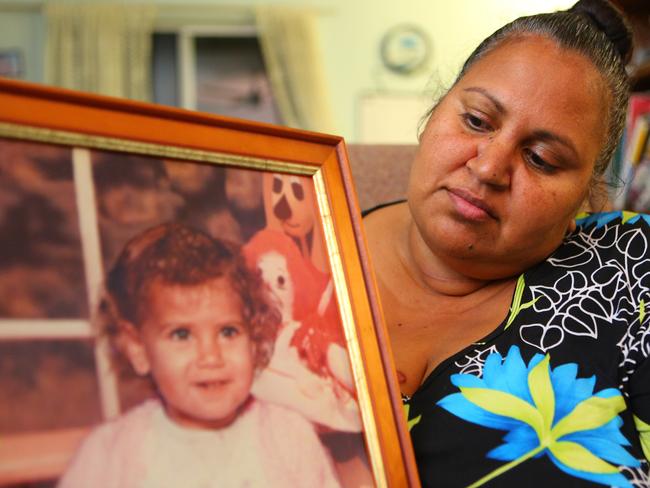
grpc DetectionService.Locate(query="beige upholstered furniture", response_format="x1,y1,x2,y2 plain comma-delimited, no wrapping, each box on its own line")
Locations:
346,144,417,212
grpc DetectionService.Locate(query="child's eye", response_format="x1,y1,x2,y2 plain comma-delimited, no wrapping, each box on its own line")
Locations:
170,327,191,340
462,112,492,132
220,325,242,338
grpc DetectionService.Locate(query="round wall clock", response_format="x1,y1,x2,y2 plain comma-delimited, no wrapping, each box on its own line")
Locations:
380,24,431,75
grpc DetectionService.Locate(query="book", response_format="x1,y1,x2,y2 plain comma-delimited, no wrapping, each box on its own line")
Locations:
613,95,650,209
623,114,650,211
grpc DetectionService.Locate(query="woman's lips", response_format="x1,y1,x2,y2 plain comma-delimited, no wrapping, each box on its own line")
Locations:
447,188,497,221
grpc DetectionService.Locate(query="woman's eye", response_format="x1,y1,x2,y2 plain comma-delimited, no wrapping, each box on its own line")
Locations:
524,148,556,174
170,328,190,340
462,113,492,132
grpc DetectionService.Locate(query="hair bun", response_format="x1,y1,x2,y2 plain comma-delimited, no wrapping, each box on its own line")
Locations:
569,0,633,63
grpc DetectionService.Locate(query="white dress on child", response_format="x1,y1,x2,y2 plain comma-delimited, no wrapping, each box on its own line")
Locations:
58,398,341,488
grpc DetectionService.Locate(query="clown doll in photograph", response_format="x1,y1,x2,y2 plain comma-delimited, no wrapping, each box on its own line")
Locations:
244,173,361,432
262,173,329,273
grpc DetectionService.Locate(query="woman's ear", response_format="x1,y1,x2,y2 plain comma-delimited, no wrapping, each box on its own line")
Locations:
567,218,577,235
118,320,151,376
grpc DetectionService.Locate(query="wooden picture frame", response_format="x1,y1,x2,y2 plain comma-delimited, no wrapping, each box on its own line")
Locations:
0,78,418,487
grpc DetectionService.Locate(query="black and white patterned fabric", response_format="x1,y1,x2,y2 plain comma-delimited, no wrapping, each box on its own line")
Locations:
393,211,650,487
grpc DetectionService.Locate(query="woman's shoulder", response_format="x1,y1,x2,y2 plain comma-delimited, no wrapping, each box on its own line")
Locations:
362,199,408,235
363,199,408,252
361,199,407,218
552,210,650,263
516,210,650,377
530,210,650,302
362,201,410,289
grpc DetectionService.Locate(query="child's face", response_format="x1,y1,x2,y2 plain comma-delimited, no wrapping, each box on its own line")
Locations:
124,276,256,429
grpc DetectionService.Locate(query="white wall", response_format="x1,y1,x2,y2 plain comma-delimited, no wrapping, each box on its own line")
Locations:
315,0,575,141
0,0,574,142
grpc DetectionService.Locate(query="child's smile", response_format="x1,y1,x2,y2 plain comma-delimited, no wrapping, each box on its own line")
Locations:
125,276,256,430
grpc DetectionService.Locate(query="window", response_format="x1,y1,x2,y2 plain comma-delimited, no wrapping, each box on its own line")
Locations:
152,27,281,125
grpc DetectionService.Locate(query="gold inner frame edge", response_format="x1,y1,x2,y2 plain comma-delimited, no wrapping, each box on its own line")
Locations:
0,122,317,175
313,170,387,488
0,120,388,486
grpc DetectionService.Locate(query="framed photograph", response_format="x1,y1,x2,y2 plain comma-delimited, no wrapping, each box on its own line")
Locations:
0,49,22,79
0,78,418,487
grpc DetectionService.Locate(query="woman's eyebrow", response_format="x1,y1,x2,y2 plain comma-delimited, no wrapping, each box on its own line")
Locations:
463,87,506,115
531,129,579,159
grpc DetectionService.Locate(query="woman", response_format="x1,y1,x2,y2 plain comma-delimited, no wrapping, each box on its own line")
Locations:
364,0,650,486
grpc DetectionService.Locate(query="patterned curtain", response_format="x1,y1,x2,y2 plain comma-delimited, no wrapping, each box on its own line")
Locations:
255,6,335,133
44,2,156,101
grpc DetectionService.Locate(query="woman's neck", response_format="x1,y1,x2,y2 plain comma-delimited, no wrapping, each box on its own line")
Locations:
399,214,499,297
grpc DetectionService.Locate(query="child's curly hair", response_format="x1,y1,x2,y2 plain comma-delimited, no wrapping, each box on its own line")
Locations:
101,222,280,370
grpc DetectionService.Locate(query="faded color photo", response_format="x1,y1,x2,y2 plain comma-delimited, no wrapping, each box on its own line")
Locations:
0,138,373,487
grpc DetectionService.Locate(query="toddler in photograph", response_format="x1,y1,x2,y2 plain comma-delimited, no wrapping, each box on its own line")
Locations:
58,223,341,488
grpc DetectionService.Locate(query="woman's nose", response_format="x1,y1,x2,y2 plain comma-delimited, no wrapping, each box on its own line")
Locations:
196,336,224,367
466,136,513,189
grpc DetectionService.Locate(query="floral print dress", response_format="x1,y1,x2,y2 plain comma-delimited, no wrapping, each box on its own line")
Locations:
400,212,650,487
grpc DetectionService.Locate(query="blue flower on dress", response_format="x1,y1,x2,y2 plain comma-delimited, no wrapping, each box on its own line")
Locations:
437,346,640,487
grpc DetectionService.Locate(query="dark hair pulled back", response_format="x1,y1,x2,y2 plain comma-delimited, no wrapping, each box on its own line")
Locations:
453,0,633,177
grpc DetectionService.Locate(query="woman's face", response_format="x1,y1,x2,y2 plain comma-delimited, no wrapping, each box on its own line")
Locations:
408,36,608,279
